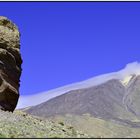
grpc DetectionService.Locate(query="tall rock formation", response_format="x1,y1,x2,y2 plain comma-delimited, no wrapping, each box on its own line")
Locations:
0,16,22,111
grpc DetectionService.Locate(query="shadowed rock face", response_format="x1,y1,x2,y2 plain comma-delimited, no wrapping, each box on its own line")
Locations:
0,16,22,111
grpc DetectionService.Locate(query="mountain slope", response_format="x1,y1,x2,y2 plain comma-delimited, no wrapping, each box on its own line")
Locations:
25,78,138,122
123,75,140,117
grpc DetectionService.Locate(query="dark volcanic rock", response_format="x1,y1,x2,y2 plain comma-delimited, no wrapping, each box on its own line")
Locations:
0,16,22,111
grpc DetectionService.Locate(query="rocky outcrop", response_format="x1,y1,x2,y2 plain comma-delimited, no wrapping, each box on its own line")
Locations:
0,16,22,111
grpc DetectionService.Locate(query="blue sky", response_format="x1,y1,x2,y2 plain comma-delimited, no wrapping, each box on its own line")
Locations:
0,2,140,95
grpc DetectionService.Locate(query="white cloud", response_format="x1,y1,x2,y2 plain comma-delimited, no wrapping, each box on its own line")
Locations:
16,61,140,109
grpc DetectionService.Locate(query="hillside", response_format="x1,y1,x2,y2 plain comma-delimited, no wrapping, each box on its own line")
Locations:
0,110,89,138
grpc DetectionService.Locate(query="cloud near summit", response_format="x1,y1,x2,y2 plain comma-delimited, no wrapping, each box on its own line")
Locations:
119,62,140,77
16,61,140,109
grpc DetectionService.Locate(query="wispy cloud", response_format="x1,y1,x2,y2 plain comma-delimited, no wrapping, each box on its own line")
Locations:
16,61,140,109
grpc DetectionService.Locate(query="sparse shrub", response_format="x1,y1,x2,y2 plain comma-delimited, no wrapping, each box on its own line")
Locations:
58,121,64,126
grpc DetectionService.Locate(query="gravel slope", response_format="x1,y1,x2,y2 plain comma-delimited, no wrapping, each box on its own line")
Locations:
0,110,89,138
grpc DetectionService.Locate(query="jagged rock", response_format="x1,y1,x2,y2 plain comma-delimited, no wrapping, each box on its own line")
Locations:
0,16,22,111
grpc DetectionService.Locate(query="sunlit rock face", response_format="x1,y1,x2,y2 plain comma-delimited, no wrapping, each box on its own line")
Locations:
124,75,140,117
0,16,22,111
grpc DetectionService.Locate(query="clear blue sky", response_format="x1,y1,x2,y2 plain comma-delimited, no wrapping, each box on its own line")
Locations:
0,2,140,95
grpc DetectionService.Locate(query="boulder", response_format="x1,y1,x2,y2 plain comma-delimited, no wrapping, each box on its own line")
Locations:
0,16,22,111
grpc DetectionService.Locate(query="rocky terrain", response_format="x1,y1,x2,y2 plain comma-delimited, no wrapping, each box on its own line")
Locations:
0,109,89,138
0,16,22,111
